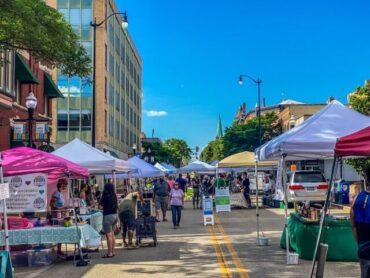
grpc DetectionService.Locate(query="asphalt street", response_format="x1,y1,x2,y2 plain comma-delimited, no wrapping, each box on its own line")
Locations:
14,200,360,278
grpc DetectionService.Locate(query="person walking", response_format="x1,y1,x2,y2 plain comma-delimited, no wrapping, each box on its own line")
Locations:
153,177,170,222
170,182,184,229
119,190,142,248
192,177,200,209
167,176,175,190
350,184,370,278
100,182,118,258
242,173,252,208
176,174,187,193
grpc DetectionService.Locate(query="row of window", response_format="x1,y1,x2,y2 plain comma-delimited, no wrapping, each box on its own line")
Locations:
0,48,15,96
106,111,139,147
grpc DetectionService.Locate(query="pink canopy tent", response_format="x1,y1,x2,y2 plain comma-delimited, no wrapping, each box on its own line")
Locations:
1,147,89,203
1,147,89,179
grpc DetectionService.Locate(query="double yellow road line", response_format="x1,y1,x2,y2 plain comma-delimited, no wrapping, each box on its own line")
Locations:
208,214,250,278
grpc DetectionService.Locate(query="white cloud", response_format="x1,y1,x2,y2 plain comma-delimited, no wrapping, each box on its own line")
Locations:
144,110,168,117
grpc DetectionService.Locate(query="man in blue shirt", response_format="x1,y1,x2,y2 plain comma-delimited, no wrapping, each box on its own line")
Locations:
351,184,370,278
176,174,187,193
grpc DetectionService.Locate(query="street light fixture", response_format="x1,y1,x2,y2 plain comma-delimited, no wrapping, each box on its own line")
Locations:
238,74,262,147
90,12,128,147
25,92,37,148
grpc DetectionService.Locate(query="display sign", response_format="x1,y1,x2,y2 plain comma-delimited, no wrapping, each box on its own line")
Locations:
215,187,231,212
35,123,48,140
2,173,48,212
13,123,26,141
202,196,214,225
0,183,10,200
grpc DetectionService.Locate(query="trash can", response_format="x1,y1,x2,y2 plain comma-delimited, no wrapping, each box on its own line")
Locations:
340,181,350,205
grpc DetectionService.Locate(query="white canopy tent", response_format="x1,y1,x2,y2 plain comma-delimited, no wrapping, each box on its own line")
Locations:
255,100,370,265
161,163,178,174
154,162,174,175
53,138,136,174
178,160,216,173
106,156,163,178
257,100,370,161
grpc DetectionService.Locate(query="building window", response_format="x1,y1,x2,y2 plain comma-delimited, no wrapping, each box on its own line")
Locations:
81,109,91,130
120,123,124,141
104,110,107,135
68,110,81,131
109,83,114,106
126,127,129,145
109,115,114,136
57,110,68,131
109,52,114,74
104,44,107,69
115,90,120,111
115,120,119,139
121,97,124,117
104,77,107,102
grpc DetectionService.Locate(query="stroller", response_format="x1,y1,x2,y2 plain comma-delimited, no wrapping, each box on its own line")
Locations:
135,200,157,247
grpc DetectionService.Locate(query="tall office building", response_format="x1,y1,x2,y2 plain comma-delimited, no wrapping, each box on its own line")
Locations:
46,0,142,158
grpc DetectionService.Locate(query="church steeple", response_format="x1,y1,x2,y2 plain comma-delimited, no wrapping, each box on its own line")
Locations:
216,114,223,138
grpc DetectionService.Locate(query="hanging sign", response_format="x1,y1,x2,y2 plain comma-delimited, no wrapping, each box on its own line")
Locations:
13,123,26,141
215,187,231,212
2,173,48,212
35,123,48,140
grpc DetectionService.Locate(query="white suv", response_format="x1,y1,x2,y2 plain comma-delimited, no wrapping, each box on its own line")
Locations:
287,170,328,201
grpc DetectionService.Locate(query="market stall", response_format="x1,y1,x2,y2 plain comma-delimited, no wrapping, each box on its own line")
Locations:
256,101,370,264
1,147,98,267
178,160,216,174
218,151,277,243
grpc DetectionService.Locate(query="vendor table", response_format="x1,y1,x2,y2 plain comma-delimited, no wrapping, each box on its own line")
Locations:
80,211,103,234
280,213,358,261
0,224,100,248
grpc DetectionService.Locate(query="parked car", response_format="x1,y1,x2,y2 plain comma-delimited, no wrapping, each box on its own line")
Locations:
287,170,328,201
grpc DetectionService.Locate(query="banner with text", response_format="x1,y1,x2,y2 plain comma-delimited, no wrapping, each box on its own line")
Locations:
215,187,231,212
2,173,48,212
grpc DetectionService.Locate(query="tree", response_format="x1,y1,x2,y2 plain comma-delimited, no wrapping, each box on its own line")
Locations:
163,138,192,168
222,112,282,157
141,142,170,164
0,0,91,77
200,138,224,163
347,85,370,186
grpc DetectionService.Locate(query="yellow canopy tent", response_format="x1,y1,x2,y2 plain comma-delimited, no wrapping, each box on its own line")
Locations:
217,151,277,168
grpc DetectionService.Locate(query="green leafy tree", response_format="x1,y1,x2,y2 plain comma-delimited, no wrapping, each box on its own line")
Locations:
163,138,192,168
347,85,370,186
200,138,224,163
0,0,91,77
222,112,282,157
141,142,170,165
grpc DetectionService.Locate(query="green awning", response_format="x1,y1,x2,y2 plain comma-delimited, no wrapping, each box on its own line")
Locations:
15,53,39,84
44,73,64,98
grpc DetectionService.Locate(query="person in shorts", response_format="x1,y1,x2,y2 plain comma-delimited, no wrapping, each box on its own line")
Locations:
100,182,118,258
153,177,170,222
119,190,142,247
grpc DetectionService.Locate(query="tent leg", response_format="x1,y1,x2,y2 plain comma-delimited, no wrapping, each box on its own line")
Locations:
281,155,290,264
309,156,338,277
255,161,261,245
0,154,9,251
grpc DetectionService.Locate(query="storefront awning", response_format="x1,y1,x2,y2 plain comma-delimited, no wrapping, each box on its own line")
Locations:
44,73,64,98
15,53,39,84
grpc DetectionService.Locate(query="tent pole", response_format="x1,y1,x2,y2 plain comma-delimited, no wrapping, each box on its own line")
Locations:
282,154,290,264
255,161,260,245
309,156,338,277
0,154,9,251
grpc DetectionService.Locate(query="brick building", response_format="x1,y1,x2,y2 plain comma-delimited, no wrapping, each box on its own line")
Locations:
0,51,63,151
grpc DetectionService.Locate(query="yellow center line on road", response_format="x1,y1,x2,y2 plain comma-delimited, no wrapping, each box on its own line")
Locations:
214,214,250,278
207,225,232,278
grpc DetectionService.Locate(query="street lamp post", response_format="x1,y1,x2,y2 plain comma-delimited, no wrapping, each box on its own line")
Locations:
238,74,263,246
90,12,128,147
25,92,37,148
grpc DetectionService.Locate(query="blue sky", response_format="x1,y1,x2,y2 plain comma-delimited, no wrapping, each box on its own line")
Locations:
117,0,370,151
